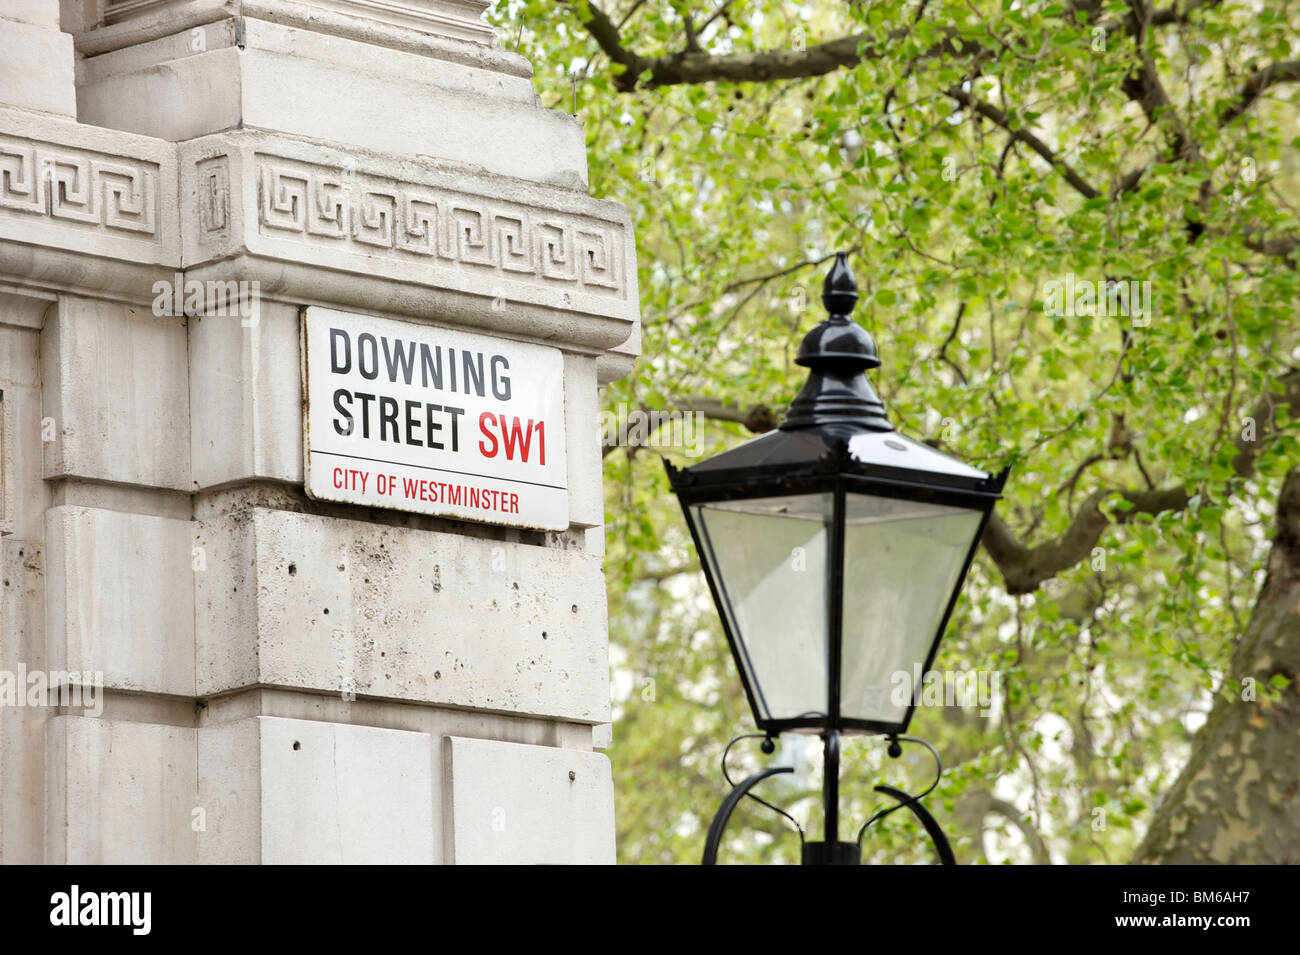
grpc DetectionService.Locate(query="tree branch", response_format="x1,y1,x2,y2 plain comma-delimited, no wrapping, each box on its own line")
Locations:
569,0,972,91
1122,0,1197,163
986,795,1053,865
636,561,700,583
944,85,1102,200
982,486,1189,595
1220,60,1300,126
985,370,1300,594
676,396,779,433
601,396,779,457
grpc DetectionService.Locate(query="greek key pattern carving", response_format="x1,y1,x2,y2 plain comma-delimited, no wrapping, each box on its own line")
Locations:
196,156,230,243
256,156,623,295
0,135,159,237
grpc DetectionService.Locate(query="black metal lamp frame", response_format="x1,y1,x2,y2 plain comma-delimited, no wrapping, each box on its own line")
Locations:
668,448,1006,738
666,252,1011,865
701,732,956,865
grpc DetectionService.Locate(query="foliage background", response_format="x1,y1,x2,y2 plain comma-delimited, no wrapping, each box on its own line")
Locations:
488,0,1299,864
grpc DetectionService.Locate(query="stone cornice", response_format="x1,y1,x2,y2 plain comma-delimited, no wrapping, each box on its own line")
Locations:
0,113,638,354
182,132,636,350
0,107,180,298
71,0,520,74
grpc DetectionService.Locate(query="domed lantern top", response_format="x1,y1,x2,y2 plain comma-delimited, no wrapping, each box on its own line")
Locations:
666,253,1008,737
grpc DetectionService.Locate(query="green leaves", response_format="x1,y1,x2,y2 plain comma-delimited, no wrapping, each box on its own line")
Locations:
494,0,1300,866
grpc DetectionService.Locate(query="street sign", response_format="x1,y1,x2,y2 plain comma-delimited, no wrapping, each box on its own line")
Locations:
302,307,568,530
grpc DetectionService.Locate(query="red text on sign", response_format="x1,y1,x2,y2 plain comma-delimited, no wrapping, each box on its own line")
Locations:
478,413,547,465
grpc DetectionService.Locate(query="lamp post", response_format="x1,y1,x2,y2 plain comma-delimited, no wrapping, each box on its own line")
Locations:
666,252,1008,865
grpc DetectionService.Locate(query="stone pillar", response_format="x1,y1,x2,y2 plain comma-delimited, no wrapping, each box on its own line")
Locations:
1,0,638,863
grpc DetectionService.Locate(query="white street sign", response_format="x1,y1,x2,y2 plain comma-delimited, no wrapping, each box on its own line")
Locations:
303,307,568,530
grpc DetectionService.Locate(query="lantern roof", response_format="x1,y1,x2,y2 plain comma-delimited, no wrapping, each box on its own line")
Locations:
682,426,996,482
671,252,1004,497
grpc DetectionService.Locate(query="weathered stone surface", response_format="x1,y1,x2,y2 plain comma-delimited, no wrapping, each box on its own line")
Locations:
45,716,198,864
1,0,639,865
584,524,606,558
44,505,194,695
445,735,615,864
0,299,52,541
259,716,435,863
68,0,505,56
200,690,601,857
0,536,47,864
195,507,611,722
0,19,76,116
41,297,191,490
189,301,303,490
0,0,62,29
195,716,260,864
79,17,586,187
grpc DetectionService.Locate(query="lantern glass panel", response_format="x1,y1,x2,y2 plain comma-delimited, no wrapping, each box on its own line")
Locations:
692,493,833,723
838,494,983,726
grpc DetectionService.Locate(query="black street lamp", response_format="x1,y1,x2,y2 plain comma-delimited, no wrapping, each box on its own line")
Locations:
666,252,1008,865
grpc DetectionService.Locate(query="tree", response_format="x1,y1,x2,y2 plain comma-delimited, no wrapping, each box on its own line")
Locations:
493,0,1300,863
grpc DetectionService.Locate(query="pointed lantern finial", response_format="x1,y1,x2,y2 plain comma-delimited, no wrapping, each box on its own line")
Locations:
781,251,892,433
821,250,859,318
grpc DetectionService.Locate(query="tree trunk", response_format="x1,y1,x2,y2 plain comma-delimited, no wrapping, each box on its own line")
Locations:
1134,467,1300,863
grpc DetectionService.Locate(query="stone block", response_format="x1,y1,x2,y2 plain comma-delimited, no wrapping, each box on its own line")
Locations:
0,0,62,29
77,17,587,187
259,716,434,864
44,505,195,696
45,716,197,864
0,535,47,864
189,300,304,489
0,105,181,291
444,735,614,864
195,507,611,722
0,20,76,116
77,41,245,144
195,716,261,864
584,524,605,558
41,297,191,490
